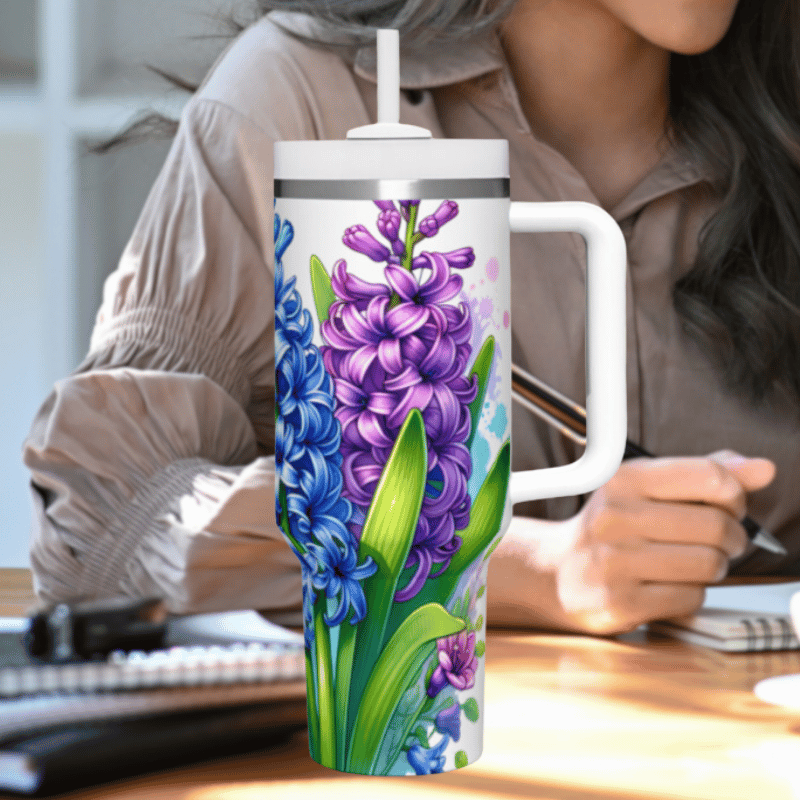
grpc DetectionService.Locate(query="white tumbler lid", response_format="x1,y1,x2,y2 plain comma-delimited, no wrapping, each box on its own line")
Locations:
273,29,509,183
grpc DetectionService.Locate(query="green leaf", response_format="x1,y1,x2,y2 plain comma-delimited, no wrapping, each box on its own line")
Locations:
359,408,427,576
425,658,437,687
385,441,511,633
347,603,464,774
455,751,469,769
373,646,438,775
466,337,495,452
475,640,485,657
411,726,430,749
462,698,480,723
482,534,503,563
346,409,428,752
447,441,510,576
477,584,486,598
310,255,337,323
473,614,484,632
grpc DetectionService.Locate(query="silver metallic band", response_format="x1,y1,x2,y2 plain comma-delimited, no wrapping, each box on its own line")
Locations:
274,177,510,200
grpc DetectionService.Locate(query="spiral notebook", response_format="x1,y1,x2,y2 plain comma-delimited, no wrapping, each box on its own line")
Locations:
648,581,800,652
0,611,308,794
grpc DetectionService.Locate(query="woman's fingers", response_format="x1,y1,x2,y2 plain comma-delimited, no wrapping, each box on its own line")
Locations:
708,449,776,492
553,450,779,635
632,582,706,622
585,497,747,557
611,452,776,520
617,541,730,584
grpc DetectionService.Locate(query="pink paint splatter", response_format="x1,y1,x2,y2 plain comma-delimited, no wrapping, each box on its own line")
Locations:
486,257,500,282
479,298,494,318
503,311,510,329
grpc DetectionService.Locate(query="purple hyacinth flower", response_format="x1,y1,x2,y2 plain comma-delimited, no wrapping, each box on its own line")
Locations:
407,734,450,775
320,248,477,599
435,702,461,742
319,205,482,601
419,200,459,237
427,631,478,698
344,224,391,262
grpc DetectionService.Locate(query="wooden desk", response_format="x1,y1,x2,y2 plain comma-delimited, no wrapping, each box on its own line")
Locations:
4,569,800,800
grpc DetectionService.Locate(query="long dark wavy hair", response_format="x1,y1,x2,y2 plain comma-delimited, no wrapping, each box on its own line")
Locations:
100,0,800,406
669,0,800,406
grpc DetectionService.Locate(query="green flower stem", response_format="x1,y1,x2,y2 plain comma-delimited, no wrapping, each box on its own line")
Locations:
347,603,464,774
313,597,336,768
305,650,321,763
402,203,420,271
334,621,357,771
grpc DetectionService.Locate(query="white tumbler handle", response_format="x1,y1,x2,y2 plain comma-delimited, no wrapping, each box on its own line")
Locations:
508,201,627,503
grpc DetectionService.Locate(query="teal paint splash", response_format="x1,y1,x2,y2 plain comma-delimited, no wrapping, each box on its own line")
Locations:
488,403,508,439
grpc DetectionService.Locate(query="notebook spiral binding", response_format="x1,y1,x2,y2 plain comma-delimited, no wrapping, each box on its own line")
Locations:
0,642,304,698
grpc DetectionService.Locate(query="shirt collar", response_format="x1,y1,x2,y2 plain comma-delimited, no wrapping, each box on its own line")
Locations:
268,11,505,89
609,149,707,222
352,36,504,89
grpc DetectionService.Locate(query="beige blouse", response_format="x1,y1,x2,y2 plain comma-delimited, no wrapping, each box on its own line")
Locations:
23,13,800,614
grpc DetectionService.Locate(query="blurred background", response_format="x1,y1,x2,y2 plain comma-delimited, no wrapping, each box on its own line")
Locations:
0,0,253,567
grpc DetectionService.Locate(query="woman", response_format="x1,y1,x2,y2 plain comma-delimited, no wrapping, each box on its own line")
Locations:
24,0,800,634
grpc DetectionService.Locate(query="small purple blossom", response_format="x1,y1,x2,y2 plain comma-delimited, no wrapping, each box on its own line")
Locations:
419,200,459,237
442,247,476,270
412,248,475,271
399,199,418,221
427,631,478,697
407,734,449,775
344,224,391,262
435,702,461,741
377,208,401,242
377,209,406,257
373,200,396,212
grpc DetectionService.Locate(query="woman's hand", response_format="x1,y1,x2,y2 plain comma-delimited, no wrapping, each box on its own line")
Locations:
488,450,776,635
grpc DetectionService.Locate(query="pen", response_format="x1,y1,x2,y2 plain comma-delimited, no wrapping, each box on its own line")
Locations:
510,362,787,556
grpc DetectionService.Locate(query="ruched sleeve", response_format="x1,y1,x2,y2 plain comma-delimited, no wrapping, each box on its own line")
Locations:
23,93,310,614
